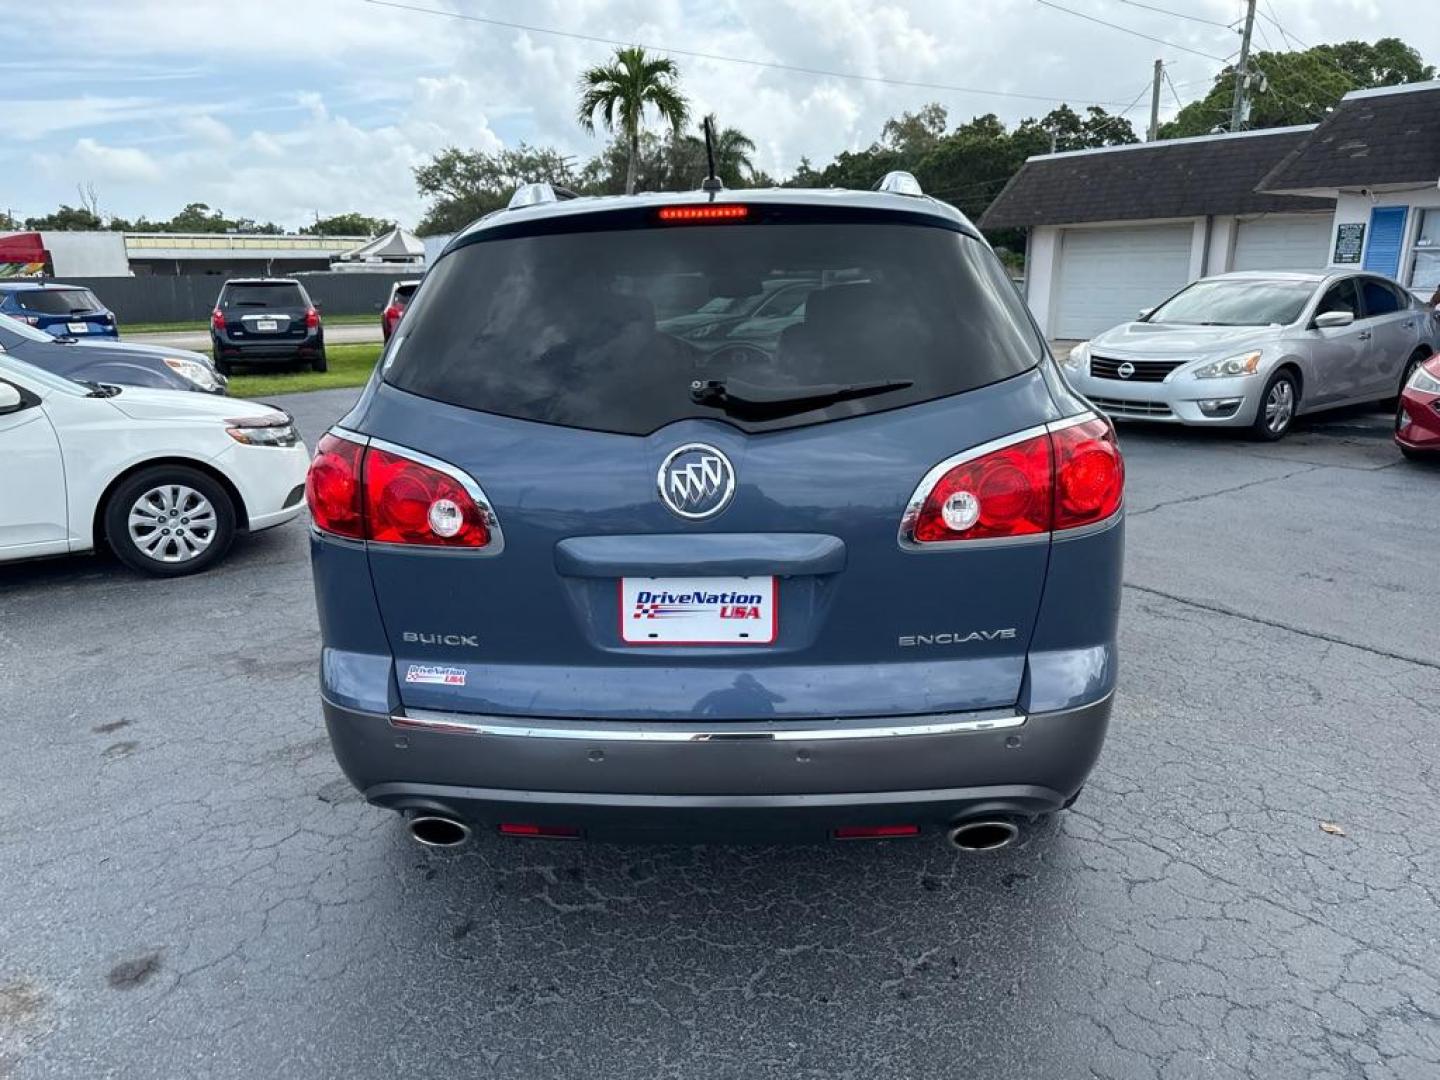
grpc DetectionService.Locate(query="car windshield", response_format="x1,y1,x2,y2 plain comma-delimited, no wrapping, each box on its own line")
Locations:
1147,280,1315,326
14,288,102,315
222,283,305,308
0,311,65,344
384,216,1043,435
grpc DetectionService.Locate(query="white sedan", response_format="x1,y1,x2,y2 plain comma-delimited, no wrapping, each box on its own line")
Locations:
0,349,309,576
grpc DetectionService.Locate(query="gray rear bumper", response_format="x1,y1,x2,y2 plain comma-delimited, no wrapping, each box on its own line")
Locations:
322,693,1112,841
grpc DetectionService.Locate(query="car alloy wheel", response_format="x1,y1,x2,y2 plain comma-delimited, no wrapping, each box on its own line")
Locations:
127,484,218,563
1264,378,1295,435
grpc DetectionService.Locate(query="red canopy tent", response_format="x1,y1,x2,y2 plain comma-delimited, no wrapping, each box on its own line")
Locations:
0,232,51,277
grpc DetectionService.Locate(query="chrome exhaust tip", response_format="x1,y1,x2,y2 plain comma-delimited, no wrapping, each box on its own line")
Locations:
947,819,1020,852
407,815,472,849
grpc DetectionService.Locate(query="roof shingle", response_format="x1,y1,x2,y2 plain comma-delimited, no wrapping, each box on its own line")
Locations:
1258,82,1440,193
980,127,1323,230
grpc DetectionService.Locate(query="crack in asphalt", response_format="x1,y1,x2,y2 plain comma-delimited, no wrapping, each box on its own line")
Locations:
1123,582,1440,672
1126,464,1323,517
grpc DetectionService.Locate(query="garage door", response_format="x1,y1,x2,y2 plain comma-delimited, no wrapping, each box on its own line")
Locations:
1232,214,1331,272
1053,225,1193,339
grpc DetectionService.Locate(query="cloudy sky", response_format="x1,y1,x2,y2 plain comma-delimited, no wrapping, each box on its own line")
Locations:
3,0,1433,231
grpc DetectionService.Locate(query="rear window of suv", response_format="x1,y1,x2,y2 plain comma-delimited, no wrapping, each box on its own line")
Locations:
221,282,306,308
384,214,1042,435
15,288,102,315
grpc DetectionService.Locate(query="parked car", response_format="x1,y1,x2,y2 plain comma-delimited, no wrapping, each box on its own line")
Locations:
0,347,307,576
1063,270,1440,440
0,313,226,394
0,281,118,339
381,280,420,341
307,176,1124,849
1396,353,1440,460
210,278,326,375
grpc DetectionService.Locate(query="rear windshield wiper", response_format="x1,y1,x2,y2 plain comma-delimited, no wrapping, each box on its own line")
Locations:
690,377,913,420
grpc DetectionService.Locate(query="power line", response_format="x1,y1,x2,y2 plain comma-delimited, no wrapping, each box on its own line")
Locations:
1034,0,1233,62
1162,66,1187,112
360,0,1143,109
1111,0,1235,30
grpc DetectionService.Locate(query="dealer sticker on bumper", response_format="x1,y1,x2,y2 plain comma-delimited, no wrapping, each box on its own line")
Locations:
404,664,466,686
621,576,776,645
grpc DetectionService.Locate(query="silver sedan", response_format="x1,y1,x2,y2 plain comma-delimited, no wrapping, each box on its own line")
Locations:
1063,270,1440,440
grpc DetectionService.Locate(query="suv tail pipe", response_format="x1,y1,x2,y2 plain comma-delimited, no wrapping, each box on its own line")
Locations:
947,818,1021,852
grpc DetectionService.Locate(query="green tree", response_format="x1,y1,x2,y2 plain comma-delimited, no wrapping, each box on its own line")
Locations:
301,212,391,236
0,210,17,231
1162,37,1434,136
24,204,104,231
576,45,689,195
413,144,576,234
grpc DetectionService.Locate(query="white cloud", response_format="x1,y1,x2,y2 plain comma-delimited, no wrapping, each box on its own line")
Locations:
1,0,1435,226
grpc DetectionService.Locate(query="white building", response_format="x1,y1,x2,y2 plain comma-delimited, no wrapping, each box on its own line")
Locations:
982,80,1440,340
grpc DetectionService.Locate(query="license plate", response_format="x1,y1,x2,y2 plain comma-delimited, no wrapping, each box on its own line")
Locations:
621,576,776,644
67,322,88,333
256,319,278,332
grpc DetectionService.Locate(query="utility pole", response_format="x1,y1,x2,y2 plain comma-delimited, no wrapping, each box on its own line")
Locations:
1148,59,1163,141
1230,0,1257,132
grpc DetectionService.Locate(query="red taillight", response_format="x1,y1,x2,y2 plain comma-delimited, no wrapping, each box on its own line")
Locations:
1050,418,1124,530
306,435,495,548
305,433,365,538
834,825,921,840
305,306,320,329
382,304,400,324
211,308,225,331
907,415,1123,545
364,446,490,548
912,433,1053,543
499,823,580,839
657,205,749,223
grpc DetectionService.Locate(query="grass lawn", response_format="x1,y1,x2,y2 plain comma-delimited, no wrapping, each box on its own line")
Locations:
227,342,382,399
123,311,377,335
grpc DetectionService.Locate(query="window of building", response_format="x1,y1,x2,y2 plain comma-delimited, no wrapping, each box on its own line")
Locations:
1410,208,1440,293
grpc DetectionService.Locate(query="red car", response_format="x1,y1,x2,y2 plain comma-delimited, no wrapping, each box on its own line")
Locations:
1396,353,1440,460
381,279,420,341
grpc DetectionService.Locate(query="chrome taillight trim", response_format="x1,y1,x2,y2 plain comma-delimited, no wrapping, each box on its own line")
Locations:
310,428,505,556
897,411,1120,551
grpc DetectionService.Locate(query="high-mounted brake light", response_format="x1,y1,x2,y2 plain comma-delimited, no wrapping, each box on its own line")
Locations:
305,433,498,549
902,415,1123,546
657,205,749,223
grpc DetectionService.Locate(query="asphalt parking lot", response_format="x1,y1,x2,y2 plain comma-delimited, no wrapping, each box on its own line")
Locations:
2,389,1437,1080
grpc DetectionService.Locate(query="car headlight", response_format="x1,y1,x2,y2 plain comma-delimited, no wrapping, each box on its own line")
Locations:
1063,341,1090,372
163,356,221,391
226,413,299,447
1192,351,1263,379
1408,363,1440,395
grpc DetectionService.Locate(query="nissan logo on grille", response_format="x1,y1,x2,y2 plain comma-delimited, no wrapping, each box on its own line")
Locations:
1117,361,1136,379
657,443,736,519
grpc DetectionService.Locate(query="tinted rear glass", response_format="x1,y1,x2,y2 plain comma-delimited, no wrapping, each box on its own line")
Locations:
395,284,418,302
222,283,305,308
384,218,1041,434
16,289,101,315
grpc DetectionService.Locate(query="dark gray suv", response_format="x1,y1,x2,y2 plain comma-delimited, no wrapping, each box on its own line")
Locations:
210,278,326,374
306,175,1125,850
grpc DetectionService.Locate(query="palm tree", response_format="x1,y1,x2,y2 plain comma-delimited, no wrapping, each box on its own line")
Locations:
576,46,689,195
692,113,757,187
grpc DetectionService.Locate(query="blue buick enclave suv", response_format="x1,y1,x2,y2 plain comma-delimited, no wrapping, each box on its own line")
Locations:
308,175,1124,849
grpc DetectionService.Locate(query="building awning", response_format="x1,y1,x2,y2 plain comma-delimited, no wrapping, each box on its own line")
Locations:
980,126,1323,231
1258,80,1440,195
0,232,48,275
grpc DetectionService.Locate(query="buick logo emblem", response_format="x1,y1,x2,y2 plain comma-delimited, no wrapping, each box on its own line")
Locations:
1117,361,1136,379
658,443,735,520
